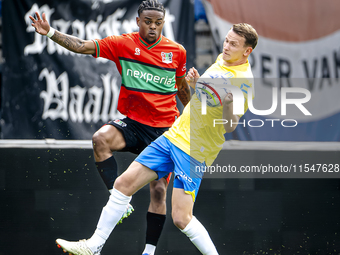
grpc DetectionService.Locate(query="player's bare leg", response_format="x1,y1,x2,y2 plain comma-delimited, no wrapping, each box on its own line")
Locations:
172,188,219,255
93,125,126,161
92,124,126,189
142,179,168,255
149,179,168,215
92,125,134,223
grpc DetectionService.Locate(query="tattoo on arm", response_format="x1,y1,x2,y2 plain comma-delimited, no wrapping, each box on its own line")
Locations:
177,80,191,107
51,31,86,53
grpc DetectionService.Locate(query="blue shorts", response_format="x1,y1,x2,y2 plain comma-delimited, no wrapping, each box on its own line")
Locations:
135,136,205,202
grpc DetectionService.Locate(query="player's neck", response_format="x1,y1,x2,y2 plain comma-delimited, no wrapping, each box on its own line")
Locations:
223,58,248,67
140,34,161,45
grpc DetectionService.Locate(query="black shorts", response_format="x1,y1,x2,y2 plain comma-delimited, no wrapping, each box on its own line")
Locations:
107,117,169,155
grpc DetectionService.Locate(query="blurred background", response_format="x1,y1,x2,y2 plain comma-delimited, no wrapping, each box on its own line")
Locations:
1,0,340,254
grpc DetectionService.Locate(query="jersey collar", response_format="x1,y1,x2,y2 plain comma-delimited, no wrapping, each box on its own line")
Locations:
138,35,162,50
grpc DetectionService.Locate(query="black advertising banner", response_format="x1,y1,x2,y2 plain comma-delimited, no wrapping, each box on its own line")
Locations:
1,0,195,139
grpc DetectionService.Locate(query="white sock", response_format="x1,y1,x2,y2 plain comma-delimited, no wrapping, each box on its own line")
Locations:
86,187,131,253
142,244,156,255
86,233,105,254
180,216,219,255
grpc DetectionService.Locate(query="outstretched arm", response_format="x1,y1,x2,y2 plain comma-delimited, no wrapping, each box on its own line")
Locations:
29,12,95,55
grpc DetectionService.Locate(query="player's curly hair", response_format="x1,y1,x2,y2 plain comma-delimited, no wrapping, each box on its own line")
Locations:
138,0,166,16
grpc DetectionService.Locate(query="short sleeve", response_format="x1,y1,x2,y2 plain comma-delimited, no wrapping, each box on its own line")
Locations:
176,44,187,79
92,36,119,64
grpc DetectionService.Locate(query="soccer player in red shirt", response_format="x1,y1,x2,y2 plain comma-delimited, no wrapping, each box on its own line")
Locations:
29,1,190,254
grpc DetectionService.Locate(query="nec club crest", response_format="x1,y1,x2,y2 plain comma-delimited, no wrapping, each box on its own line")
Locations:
113,119,127,127
161,52,173,64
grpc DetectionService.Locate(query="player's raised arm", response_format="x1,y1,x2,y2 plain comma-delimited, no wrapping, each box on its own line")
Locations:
29,12,95,55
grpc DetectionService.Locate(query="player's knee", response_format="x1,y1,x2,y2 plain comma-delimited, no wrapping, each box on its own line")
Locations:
92,131,104,148
172,212,191,230
92,130,110,152
150,182,167,203
113,175,128,193
171,209,192,230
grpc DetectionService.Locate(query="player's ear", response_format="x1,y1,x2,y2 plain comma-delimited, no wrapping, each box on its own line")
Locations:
136,17,140,27
244,47,252,57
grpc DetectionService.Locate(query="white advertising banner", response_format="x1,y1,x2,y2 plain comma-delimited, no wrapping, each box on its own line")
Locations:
203,0,340,140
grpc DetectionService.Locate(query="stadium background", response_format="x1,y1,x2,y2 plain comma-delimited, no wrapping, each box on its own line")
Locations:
1,0,340,254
